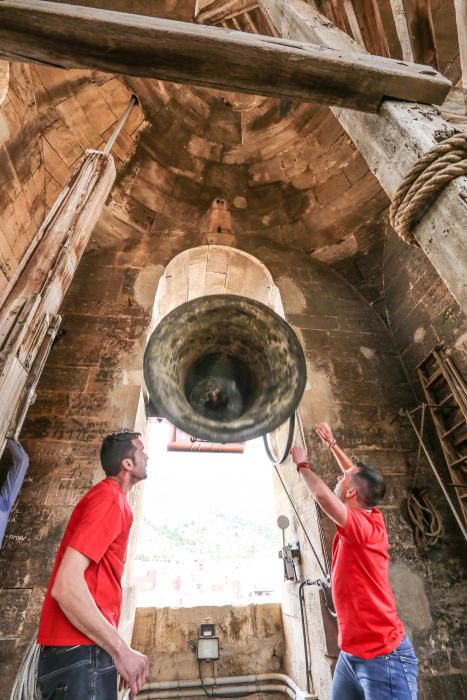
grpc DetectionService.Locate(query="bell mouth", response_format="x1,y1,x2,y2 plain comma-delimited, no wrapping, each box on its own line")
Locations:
186,353,256,422
143,294,307,443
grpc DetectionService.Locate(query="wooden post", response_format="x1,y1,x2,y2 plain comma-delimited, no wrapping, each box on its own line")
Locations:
0,92,140,454
259,0,467,314
0,150,116,453
388,0,415,62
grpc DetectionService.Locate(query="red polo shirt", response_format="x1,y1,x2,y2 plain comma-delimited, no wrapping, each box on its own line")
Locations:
331,506,404,659
38,478,133,645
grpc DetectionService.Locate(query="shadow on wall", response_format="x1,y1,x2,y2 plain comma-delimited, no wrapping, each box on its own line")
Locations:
0,61,8,106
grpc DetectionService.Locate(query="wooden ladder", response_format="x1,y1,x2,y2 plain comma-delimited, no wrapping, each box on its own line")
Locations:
417,346,467,526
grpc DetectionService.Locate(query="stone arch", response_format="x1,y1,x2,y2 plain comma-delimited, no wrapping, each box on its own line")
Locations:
0,61,9,106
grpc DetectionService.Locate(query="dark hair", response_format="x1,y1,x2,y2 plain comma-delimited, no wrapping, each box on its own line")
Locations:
100,431,141,476
351,461,386,508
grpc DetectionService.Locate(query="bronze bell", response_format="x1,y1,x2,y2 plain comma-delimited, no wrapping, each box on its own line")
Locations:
143,294,307,443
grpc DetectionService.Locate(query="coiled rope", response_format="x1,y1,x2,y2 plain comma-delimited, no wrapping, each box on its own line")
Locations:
407,488,444,548
390,132,467,246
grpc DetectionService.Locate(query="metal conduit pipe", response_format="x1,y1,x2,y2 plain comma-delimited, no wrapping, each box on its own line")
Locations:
137,685,296,699
142,673,302,693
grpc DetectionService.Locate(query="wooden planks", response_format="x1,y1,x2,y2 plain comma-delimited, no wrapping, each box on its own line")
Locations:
0,0,450,113
195,0,259,25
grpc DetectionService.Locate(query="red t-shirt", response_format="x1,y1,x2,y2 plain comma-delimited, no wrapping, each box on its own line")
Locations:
38,478,133,645
331,506,404,659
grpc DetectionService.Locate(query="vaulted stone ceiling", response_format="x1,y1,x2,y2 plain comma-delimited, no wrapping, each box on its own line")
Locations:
98,76,388,255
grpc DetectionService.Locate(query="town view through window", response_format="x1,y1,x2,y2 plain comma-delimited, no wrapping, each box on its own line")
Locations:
135,421,283,608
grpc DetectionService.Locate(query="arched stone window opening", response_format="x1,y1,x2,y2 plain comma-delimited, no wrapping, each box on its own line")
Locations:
0,61,9,106
136,245,286,609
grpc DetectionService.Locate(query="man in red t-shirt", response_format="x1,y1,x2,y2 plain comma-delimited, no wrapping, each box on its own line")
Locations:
37,432,150,700
291,423,418,699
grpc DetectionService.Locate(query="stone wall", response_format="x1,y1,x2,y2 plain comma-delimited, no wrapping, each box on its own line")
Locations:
132,603,285,692
383,225,467,389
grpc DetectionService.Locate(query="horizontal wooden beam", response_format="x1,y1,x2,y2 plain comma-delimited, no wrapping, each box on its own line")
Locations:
0,0,450,113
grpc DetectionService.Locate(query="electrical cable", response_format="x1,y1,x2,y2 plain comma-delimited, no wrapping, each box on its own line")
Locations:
298,580,313,694
263,412,330,577
10,627,40,700
295,413,332,575
273,463,327,578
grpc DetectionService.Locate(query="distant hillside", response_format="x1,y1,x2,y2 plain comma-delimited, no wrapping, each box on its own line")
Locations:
136,510,279,562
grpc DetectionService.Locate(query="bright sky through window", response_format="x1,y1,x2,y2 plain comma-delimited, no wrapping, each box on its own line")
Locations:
135,421,283,608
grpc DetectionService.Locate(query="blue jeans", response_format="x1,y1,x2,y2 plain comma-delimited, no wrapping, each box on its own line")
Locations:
37,645,118,700
332,634,418,699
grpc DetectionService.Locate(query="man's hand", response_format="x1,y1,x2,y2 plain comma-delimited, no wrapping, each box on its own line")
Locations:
115,645,149,697
290,446,307,465
315,422,334,447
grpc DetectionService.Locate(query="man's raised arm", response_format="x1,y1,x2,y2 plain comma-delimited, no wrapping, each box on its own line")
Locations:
316,422,353,473
290,446,348,528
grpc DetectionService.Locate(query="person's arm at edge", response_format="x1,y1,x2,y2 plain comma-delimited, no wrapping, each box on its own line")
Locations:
290,446,348,527
51,546,148,696
315,422,353,474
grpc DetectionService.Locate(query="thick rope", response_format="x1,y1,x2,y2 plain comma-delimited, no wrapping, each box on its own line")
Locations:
390,132,467,246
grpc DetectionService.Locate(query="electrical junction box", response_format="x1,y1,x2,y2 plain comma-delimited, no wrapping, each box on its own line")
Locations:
197,623,219,660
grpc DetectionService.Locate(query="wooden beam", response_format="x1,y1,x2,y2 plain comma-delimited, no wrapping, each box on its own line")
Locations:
342,0,366,48
195,0,258,25
388,0,415,61
0,1,450,113
258,0,467,313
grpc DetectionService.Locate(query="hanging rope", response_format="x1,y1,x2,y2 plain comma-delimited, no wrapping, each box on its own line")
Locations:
390,132,467,246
